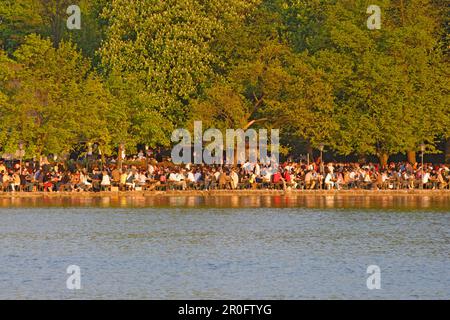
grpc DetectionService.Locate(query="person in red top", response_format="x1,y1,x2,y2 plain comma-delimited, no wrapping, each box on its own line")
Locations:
284,170,291,183
272,171,281,183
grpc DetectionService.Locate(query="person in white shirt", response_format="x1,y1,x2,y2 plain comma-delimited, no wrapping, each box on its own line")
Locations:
168,172,177,181
177,172,186,190
213,169,220,182
80,172,92,191
168,171,186,190
254,163,261,176
402,172,413,189
324,172,334,190
230,169,239,189
126,171,138,190
194,171,202,183
100,171,111,189
186,170,195,183
349,171,356,181
138,172,147,186
422,170,430,186
147,164,155,176
327,163,334,174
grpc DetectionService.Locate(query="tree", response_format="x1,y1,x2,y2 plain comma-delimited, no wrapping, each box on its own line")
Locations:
100,0,259,139
0,0,447,164
304,0,449,165
190,0,337,157
0,0,43,54
38,0,73,47
0,34,114,159
1,0,107,61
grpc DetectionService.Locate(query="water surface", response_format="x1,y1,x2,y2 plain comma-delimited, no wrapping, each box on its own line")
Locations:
0,195,449,299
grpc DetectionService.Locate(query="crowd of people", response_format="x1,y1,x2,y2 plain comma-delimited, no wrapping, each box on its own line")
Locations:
0,157,449,193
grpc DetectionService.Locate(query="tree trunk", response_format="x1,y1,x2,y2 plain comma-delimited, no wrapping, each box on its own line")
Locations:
101,150,105,171
407,150,417,164
379,153,389,167
400,0,406,25
118,144,123,172
445,138,450,163
306,141,314,164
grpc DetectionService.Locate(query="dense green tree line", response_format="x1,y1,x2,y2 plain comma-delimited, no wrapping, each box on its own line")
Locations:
0,0,448,164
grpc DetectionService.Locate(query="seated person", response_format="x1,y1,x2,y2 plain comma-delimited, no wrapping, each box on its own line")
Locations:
100,170,112,190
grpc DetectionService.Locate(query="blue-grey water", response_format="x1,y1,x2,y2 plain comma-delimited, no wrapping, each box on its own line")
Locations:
0,195,449,299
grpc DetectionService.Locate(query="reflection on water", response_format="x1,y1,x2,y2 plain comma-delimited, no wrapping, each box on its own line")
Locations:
1,194,449,210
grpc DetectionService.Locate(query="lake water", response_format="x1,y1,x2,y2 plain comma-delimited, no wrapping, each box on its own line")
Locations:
0,195,449,299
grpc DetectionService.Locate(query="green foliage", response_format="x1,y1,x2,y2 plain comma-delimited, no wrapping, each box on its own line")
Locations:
0,35,115,157
0,0,106,61
103,0,258,116
0,0,43,53
307,0,449,157
0,0,448,161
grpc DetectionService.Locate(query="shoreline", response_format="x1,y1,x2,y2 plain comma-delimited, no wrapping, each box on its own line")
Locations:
1,189,450,198
2,190,449,210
